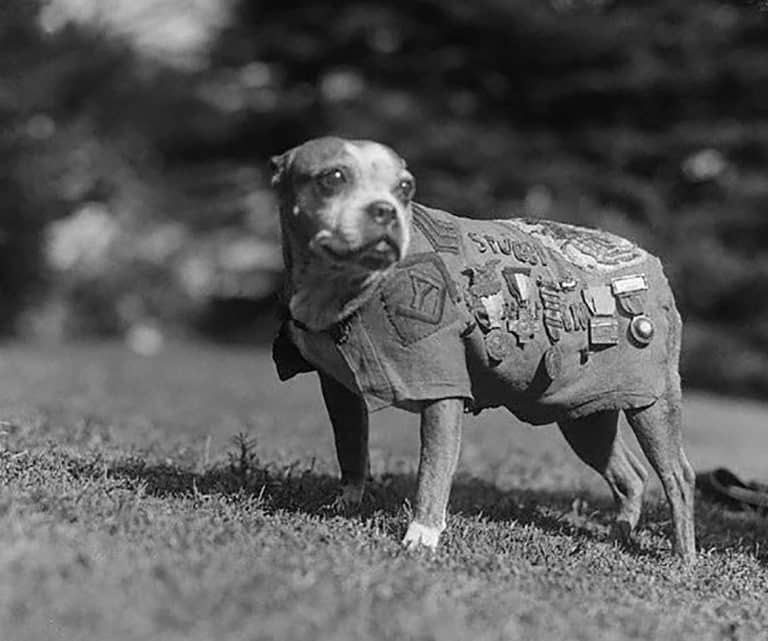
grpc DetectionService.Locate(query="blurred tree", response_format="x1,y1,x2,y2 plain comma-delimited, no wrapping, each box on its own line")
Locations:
4,0,768,394
0,0,148,332
0,0,57,332
207,0,768,391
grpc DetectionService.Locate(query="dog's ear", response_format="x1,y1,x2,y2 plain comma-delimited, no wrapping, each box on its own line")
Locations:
269,150,294,188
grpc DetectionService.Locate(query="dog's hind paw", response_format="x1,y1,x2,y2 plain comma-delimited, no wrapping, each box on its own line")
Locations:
325,484,364,513
402,521,442,550
610,519,635,545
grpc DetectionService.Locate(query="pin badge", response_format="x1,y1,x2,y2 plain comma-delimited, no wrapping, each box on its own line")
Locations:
502,266,533,303
465,261,504,331
616,294,645,316
543,346,563,381
480,291,506,329
589,316,619,346
582,286,616,316
539,281,564,342
507,313,536,345
611,274,648,296
612,273,649,316
629,314,655,346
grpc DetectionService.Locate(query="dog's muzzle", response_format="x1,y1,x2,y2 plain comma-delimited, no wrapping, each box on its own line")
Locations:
315,234,401,269
310,199,407,270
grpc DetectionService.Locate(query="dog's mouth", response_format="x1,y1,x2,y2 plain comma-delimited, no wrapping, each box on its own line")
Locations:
314,235,401,269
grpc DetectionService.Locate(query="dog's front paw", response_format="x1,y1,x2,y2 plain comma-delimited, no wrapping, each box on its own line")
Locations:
402,521,443,551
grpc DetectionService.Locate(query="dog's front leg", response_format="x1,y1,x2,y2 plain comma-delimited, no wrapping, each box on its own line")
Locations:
403,398,464,550
319,373,369,511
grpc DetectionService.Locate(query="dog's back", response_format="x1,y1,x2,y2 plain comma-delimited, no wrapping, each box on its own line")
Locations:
278,203,681,424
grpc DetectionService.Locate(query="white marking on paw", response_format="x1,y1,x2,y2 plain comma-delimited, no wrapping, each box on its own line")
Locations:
402,521,443,550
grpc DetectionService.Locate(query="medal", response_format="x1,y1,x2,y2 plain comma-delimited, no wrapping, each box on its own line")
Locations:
485,328,516,363
629,315,655,346
543,346,563,380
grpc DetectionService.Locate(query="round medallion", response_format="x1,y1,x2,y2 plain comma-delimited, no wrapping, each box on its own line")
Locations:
629,314,655,346
485,328,515,363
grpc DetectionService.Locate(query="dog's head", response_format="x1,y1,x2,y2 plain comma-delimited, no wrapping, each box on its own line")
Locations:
271,137,414,273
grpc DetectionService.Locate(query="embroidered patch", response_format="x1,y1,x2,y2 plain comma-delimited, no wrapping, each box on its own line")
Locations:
398,271,447,324
513,240,547,266
501,219,647,272
465,232,548,266
382,253,458,345
412,205,461,254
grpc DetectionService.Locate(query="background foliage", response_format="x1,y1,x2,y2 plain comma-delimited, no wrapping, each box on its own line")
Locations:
3,0,768,394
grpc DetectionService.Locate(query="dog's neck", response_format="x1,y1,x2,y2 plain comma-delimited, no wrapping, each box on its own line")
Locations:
288,262,388,332
281,219,391,332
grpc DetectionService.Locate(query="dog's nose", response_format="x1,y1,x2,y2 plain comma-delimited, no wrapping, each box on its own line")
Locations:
366,201,398,227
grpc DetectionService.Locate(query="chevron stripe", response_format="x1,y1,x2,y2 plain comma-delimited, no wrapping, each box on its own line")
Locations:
411,204,461,254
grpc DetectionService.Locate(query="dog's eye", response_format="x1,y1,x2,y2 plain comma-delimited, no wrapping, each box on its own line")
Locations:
316,168,347,193
395,178,415,201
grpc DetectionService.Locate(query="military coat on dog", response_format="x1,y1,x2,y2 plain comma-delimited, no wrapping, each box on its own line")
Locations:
274,204,677,425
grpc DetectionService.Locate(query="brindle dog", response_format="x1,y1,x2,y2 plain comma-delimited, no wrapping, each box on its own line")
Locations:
271,137,695,563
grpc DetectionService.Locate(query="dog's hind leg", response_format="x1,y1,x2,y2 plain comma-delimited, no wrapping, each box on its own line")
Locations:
625,301,695,563
319,373,369,511
558,410,648,544
624,394,696,563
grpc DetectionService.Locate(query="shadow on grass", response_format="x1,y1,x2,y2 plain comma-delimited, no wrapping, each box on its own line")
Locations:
57,452,739,561
64,449,616,537
64,450,768,562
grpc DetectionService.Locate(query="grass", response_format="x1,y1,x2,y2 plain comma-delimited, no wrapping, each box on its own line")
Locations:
0,341,767,641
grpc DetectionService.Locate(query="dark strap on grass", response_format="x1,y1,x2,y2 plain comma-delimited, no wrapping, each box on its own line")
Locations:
696,468,768,511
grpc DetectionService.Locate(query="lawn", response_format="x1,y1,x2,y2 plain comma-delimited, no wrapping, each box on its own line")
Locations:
0,341,766,641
